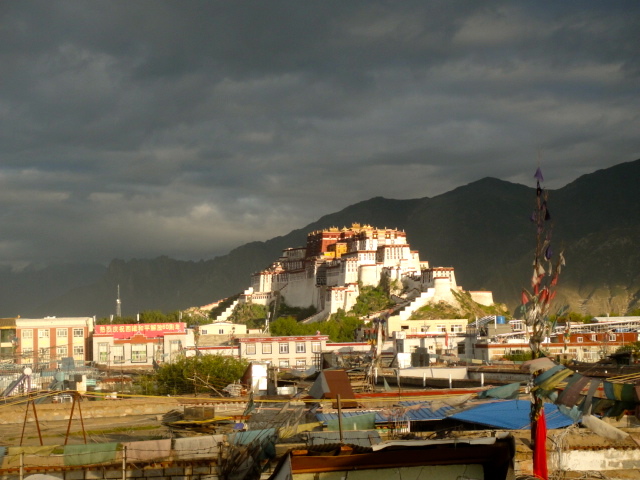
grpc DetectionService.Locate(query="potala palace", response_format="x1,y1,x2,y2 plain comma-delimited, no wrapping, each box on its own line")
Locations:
240,223,494,321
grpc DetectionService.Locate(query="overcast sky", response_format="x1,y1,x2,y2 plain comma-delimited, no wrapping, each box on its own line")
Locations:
1,1,638,269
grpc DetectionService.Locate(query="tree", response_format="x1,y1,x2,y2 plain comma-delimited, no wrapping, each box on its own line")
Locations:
154,355,248,396
351,285,390,316
270,316,313,336
323,310,364,342
269,311,364,342
276,300,317,321
229,303,268,328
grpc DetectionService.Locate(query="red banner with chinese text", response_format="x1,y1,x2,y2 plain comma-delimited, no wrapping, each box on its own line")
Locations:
95,322,186,338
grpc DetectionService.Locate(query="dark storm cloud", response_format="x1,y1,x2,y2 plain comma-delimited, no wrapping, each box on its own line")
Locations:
0,0,639,268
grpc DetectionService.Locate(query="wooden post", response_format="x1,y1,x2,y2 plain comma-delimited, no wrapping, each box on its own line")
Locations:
20,400,29,446
122,445,127,480
31,400,43,445
337,394,343,443
75,392,87,444
64,393,77,445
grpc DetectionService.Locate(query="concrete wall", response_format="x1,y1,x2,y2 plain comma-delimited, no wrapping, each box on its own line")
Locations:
199,322,247,336
0,398,181,425
0,461,221,480
469,291,494,306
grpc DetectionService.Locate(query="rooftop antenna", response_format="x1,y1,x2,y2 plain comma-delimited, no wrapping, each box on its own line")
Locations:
116,284,122,318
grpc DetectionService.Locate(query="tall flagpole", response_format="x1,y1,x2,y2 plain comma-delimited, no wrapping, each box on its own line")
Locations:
521,166,565,480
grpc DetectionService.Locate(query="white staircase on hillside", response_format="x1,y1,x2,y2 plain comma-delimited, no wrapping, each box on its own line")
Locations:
301,309,331,324
212,298,241,322
390,290,435,322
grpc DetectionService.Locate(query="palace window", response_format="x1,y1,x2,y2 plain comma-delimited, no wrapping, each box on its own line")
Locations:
73,328,84,338
577,337,583,343
296,342,306,353
296,359,306,368
437,325,446,333
262,343,272,354
57,329,68,338
246,344,256,355
451,325,463,333
279,360,290,368
311,342,322,353
279,343,289,354
609,334,616,341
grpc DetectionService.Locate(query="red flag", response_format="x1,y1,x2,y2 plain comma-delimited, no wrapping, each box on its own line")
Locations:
445,331,449,347
521,290,529,305
533,409,548,480
539,288,549,304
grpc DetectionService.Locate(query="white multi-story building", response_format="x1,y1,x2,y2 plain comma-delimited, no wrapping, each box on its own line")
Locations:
92,322,191,368
237,335,329,370
198,321,247,336
243,224,492,322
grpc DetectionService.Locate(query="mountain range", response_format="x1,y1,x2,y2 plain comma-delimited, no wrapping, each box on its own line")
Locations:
3,159,639,319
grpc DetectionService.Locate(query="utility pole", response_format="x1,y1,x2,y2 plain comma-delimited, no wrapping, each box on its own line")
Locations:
116,285,122,318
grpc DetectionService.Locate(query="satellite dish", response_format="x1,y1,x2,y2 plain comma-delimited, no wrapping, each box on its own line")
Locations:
23,367,32,376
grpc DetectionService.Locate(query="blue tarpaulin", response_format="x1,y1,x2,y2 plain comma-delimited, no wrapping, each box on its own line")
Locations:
449,399,576,430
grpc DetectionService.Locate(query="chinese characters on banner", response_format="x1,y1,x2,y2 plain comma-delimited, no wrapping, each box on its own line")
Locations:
95,322,186,338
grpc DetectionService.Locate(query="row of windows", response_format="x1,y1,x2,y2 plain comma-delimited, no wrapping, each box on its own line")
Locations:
278,359,308,368
575,334,616,342
245,342,322,355
22,328,84,339
97,343,154,364
22,345,83,357
401,325,464,333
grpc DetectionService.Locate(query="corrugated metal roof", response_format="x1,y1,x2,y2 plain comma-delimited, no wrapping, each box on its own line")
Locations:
449,399,576,430
316,404,454,424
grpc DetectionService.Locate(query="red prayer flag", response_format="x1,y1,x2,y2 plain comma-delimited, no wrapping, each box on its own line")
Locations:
533,409,548,480
521,290,529,305
539,288,549,304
